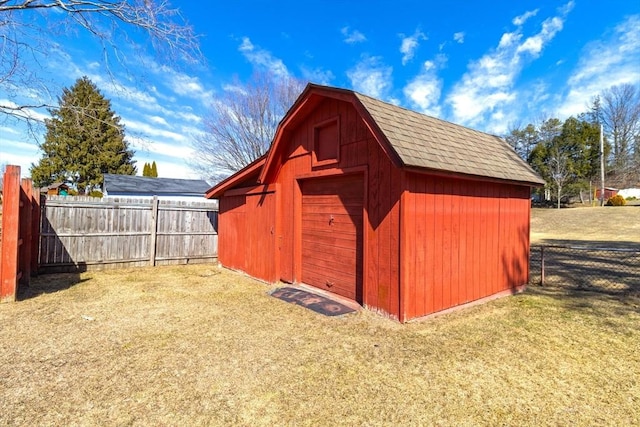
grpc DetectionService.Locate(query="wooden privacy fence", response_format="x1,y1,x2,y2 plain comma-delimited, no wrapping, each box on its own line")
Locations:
39,196,218,273
1,165,41,302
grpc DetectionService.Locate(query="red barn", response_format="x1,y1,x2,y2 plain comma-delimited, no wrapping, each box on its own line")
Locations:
206,84,544,322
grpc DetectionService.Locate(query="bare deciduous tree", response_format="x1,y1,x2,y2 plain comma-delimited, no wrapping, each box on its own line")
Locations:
590,84,640,187
548,148,570,209
0,0,201,126
191,72,306,183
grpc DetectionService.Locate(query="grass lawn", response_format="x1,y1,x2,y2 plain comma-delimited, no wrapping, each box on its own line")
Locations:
0,207,639,426
531,205,640,246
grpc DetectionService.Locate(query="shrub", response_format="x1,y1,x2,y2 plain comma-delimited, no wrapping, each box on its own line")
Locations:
605,194,626,206
88,190,103,198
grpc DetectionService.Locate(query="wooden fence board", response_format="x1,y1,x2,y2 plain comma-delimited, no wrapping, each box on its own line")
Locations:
1,166,21,301
39,196,218,272
1,167,40,302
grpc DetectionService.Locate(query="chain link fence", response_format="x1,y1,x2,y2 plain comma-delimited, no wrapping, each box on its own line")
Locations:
530,245,640,295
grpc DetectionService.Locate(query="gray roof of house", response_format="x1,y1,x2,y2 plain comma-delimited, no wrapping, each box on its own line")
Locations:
103,174,211,196
353,91,545,185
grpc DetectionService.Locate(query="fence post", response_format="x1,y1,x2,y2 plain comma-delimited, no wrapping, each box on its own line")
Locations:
149,196,159,266
30,193,42,276
19,178,33,286
1,165,21,302
540,246,545,286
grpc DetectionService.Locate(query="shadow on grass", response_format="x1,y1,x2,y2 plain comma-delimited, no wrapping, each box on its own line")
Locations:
18,271,90,300
531,240,639,292
529,238,640,316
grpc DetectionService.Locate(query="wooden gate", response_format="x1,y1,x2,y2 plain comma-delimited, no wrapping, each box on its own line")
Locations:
1,165,40,302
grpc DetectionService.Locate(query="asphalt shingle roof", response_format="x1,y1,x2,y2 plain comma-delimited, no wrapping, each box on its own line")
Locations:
353,92,545,185
103,174,211,196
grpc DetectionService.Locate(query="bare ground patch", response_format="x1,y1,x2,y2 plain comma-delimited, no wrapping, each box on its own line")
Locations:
1,265,639,426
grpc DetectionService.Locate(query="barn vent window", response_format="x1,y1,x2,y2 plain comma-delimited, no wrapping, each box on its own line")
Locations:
312,116,340,166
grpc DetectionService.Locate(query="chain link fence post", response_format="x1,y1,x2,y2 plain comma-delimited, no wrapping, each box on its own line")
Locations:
540,246,545,286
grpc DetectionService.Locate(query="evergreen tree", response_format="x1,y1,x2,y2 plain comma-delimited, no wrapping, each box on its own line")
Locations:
505,123,538,160
528,117,602,208
142,161,158,177
30,76,136,193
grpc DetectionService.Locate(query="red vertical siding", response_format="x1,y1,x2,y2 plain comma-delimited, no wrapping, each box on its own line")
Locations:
218,188,278,283
365,129,380,311
270,98,402,318
423,178,435,315
245,191,278,282
218,194,246,273
401,173,532,320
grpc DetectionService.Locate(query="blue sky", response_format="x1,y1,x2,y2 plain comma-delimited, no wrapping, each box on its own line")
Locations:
1,0,639,181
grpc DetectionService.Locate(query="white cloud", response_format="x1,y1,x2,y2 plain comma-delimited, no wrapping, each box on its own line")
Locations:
221,83,247,95
341,27,367,44
0,99,50,122
123,119,189,144
346,56,393,100
453,32,465,44
129,137,195,159
399,29,427,65
512,9,539,26
0,137,40,176
446,4,571,129
0,151,37,172
176,111,202,124
558,1,575,16
128,142,198,179
300,66,335,85
86,74,157,108
140,157,196,179
148,115,169,126
558,14,640,117
0,126,23,136
403,57,445,117
238,37,290,78
517,16,564,57
153,65,214,106
0,138,39,153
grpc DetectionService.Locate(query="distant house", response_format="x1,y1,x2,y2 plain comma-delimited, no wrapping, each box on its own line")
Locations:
103,174,211,200
41,182,70,196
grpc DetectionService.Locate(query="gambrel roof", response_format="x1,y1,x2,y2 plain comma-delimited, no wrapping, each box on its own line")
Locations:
207,84,544,198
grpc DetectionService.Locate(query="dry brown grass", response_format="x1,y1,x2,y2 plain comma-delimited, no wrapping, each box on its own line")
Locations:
1,263,639,426
531,205,640,245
